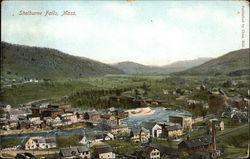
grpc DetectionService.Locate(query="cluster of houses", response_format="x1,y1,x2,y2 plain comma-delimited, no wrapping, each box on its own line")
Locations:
24,136,57,150
0,103,129,131
128,115,192,143
60,144,115,159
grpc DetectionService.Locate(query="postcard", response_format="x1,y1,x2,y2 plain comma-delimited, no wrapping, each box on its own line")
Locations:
0,0,249,158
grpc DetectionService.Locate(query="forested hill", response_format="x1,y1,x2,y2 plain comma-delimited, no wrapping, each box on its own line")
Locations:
1,42,123,80
174,49,250,76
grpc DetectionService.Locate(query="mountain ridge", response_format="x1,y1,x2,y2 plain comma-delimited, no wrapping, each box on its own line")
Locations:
174,48,250,76
112,57,212,75
1,41,124,80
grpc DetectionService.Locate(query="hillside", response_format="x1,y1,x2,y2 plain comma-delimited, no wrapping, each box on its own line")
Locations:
1,42,123,80
174,49,250,76
111,61,161,75
161,57,212,74
112,58,212,75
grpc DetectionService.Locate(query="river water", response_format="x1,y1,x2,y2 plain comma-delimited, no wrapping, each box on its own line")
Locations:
0,107,191,140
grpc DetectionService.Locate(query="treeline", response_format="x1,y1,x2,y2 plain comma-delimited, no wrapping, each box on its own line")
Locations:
66,84,150,109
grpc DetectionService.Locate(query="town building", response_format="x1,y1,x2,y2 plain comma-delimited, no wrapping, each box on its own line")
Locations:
7,109,31,120
207,119,224,132
130,127,150,143
83,112,101,121
42,108,63,118
136,145,161,159
79,132,114,144
162,125,183,138
169,115,192,130
60,113,78,123
24,137,56,150
48,103,71,113
101,114,116,122
108,124,129,135
92,145,116,159
178,136,212,154
59,145,91,159
141,122,162,138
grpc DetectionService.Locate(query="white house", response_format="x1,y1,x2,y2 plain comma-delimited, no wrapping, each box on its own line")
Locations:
141,122,162,138
24,137,56,150
79,132,114,145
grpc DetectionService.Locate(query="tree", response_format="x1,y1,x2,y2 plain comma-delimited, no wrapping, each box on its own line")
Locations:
0,108,5,118
208,94,227,114
134,89,140,99
201,108,208,119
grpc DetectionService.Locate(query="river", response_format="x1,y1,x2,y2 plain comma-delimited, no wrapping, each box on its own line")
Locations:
0,107,191,140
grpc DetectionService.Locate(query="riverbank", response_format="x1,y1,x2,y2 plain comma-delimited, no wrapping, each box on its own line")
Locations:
0,122,87,136
125,107,155,116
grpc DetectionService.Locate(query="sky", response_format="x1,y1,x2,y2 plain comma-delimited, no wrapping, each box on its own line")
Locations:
1,0,249,66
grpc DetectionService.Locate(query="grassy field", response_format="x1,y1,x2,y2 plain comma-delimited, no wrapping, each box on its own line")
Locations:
56,134,83,148
219,147,248,159
0,138,23,148
217,126,249,158
1,75,248,113
105,139,141,155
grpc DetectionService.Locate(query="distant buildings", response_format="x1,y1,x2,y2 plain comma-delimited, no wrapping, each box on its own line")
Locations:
136,145,180,159
79,132,114,144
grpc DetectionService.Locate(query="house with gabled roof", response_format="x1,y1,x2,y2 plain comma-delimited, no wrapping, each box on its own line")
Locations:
92,145,115,159
24,137,56,150
140,122,162,138
59,145,90,159
79,132,114,145
162,124,183,138
136,145,161,159
130,127,150,143
178,136,212,154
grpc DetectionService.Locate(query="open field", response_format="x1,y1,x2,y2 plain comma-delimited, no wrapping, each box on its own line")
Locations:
1,75,248,107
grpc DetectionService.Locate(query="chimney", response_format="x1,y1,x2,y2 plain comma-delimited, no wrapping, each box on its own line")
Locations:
211,120,216,150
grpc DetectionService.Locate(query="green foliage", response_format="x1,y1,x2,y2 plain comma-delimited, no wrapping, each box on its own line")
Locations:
106,140,140,155
1,138,22,148
1,41,122,81
35,154,60,159
0,80,93,105
0,108,5,118
56,134,82,148
218,127,248,148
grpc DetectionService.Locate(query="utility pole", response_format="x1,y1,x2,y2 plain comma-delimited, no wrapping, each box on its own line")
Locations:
0,135,2,150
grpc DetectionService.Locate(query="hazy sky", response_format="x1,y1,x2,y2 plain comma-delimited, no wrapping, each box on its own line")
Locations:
2,0,249,66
